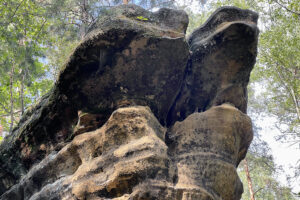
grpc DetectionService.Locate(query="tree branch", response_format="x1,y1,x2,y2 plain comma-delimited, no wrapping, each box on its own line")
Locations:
0,102,10,113
0,110,21,117
275,63,300,122
33,19,47,41
273,0,300,16
254,187,265,195
9,0,26,24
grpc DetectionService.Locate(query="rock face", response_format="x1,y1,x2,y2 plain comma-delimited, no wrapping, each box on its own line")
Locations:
167,104,253,200
1,106,170,200
166,6,258,125
0,5,258,200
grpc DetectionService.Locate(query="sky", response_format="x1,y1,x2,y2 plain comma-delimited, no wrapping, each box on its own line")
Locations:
251,81,300,193
257,116,300,193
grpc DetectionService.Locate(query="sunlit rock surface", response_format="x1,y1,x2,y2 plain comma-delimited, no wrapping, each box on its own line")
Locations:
0,4,258,200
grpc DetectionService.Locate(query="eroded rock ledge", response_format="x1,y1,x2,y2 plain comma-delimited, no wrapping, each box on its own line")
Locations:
0,5,258,200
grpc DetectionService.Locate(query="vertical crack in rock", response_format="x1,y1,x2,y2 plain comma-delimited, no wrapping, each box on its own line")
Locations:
167,6,259,126
0,5,258,200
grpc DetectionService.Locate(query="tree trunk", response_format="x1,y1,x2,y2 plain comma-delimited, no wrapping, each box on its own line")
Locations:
9,63,15,134
244,159,255,200
80,0,89,39
290,87,300,122
0,124,3,137
276,65,300,122
123,0,129,4
20,72,25,115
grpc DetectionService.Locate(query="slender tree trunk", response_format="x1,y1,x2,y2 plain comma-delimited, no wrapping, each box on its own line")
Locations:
20,72,25,115
80,0,89,39
0,124,3,137
289,87,300,122
9,63,15,134
276,68,300,122
244,159,255,200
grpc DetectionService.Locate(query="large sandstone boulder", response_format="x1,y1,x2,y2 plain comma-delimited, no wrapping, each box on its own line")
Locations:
0,4,259,200
0,5,189,192
1,106,170,200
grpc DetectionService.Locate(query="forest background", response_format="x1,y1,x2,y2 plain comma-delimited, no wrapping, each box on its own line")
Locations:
0,0,299,199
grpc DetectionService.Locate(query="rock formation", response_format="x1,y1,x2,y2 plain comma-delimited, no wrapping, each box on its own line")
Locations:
0,4,259,200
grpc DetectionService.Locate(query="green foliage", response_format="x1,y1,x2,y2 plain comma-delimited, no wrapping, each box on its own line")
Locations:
238,152,297,200
257,9,300,140
236,123,297,199
0,0,53,132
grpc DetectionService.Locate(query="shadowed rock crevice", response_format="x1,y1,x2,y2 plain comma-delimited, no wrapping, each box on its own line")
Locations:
166,7,259,126
0,5,258,200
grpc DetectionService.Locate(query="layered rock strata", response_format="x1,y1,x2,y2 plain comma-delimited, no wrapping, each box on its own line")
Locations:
167,104,253,200
0,5,259,200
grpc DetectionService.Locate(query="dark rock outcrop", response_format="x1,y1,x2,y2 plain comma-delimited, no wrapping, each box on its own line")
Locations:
167,6,259,125
0,5,259,200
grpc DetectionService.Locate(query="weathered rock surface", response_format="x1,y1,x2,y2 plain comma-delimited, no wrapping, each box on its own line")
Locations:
167,104,253,200
1,105,253,200
0,5,259,200
0,4,189,192
1,106,170,200
167,6,259,125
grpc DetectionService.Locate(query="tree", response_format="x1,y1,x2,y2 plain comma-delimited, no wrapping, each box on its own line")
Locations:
256,1,300,144
0,0,53,133
0,124,3,142
237,123,297,200
238,152,297,200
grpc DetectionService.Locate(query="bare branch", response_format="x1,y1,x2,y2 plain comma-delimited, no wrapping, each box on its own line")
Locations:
33,19,47,41
9,0,26,24
273,0,300,16
0,102,10,113
254,187,265,195
0,110,21,117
